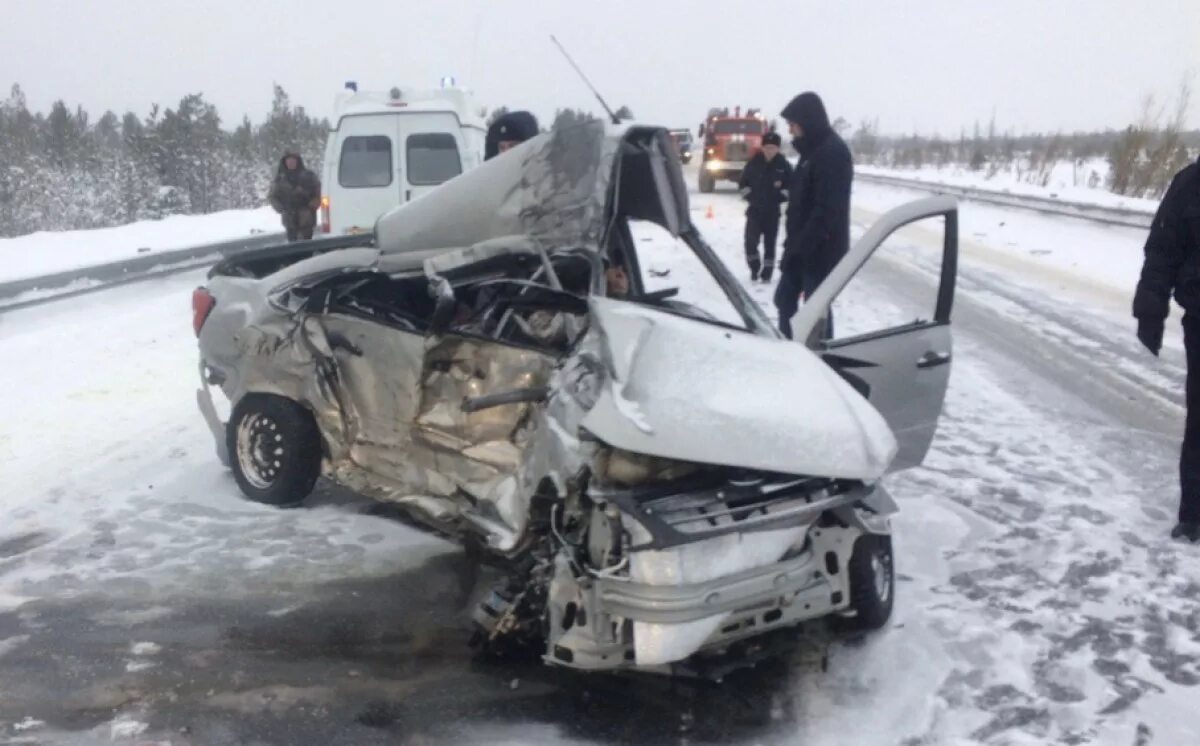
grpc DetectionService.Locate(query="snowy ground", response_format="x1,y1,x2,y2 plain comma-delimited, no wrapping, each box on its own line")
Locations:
858,160,1160,214
0,167,1197,745
0,207,282,285
852,180,1155,325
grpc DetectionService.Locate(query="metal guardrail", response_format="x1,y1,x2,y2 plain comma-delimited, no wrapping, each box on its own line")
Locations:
0,232,286,312
856,171,1156,229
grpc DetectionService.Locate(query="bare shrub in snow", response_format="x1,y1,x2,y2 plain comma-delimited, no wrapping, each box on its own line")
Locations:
1109,78,1194,198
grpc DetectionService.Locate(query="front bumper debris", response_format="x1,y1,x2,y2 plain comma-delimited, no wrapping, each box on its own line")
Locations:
589,549,827,625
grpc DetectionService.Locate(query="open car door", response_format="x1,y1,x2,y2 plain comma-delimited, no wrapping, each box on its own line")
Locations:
791,196,958,472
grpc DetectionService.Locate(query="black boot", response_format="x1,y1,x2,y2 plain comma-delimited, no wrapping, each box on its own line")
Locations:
1170,522,1200,542
761,267,774,283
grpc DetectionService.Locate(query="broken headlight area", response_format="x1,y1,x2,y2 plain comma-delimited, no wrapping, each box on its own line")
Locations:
470,445,877,673
588,448,863,551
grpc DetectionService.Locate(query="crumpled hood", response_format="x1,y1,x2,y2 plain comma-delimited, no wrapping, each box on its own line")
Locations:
579,298,898,479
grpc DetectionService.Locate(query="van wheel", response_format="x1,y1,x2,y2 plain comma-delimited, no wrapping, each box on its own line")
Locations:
699,171,715,193
227,394,321,507
844,534,894,630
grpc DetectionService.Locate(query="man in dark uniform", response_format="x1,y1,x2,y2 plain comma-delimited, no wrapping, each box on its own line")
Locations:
485,111,540,160
738,131,793,282
774,92,853,340
1133,155,1200,542
268,151,321,242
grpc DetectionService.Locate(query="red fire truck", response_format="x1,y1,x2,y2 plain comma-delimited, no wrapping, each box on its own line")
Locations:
697,107,769,193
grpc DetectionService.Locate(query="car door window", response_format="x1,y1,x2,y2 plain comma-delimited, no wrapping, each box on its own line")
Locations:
339,135,393,188
826,214,952,345
406,133,462,186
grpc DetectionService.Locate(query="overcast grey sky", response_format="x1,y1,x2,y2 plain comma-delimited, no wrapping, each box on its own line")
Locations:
3,0,1197,136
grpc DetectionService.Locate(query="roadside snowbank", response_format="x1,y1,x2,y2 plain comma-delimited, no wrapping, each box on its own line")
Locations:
0,207,282,284
851,180,1149,318
858,161,1161,214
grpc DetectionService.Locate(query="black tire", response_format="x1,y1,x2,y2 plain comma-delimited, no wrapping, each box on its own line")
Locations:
699,170,715,193
226,394,322,507
844,533,894,630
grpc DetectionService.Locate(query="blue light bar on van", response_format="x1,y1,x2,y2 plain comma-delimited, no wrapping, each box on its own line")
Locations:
345,81,357,92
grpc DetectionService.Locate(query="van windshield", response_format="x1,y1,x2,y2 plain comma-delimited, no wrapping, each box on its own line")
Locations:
407,133,462,186
340,136,394,188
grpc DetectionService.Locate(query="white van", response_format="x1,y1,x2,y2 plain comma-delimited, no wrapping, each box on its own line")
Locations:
319,85,487,236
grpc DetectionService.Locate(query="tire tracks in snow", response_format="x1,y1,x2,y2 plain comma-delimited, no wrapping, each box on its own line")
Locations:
693,181,1200,743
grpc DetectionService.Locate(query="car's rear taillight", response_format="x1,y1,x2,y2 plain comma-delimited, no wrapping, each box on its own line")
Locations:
319,195,331,234
192,287,215,337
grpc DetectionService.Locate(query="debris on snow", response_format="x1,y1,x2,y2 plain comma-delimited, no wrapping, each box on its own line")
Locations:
108,716,149,740
12,717,45,732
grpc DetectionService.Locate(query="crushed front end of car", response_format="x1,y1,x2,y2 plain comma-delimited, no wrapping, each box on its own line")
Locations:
196,120,953,676
464,294,900,674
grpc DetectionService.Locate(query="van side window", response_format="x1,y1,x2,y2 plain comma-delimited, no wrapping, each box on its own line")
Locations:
407,133,462,186
339,136,393,188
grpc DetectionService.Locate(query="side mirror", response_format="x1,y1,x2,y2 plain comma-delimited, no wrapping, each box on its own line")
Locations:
428,275,457,335
697,123,706,138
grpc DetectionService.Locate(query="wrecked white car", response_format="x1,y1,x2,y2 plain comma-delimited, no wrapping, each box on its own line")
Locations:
192,121,958,675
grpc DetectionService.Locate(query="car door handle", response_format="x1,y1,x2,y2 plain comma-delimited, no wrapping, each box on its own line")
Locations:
917,350,951,369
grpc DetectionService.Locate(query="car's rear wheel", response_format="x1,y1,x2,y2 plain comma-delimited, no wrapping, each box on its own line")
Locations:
227,394,321,507
699,170,715,193
844,533,894,630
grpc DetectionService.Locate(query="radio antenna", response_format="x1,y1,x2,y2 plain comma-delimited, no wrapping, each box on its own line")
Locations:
550,35,621,125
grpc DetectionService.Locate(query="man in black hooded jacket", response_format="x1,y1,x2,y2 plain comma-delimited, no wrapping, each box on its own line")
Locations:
1133,156,1200,542
738,131,792,282
773,92,853,339
485,111,540,160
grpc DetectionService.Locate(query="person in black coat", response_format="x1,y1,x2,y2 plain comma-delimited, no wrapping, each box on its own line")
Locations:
485,111,540,160
738,131,793,282
1133,156,1200,542
773,92,853,339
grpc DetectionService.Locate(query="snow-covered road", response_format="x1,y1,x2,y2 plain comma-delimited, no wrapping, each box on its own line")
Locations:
0,171,1197,745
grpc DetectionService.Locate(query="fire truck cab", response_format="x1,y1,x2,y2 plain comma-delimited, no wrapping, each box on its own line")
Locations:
697,107,769,193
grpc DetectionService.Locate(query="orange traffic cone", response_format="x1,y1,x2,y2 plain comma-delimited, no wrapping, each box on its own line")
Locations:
705,205,715,219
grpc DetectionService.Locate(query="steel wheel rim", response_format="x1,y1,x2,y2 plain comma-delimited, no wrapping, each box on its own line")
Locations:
235,413,284,490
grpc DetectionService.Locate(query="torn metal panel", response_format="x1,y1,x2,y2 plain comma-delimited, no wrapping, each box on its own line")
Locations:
318,331,561,549
213,304,571,551
416,336,555,447
319,314,425,446
420,236,543,277
375,121,616,255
